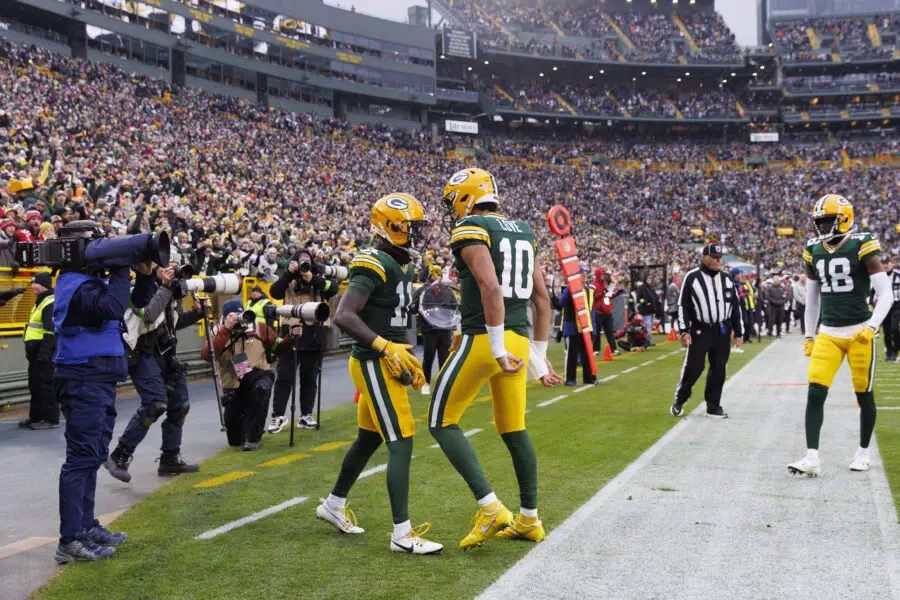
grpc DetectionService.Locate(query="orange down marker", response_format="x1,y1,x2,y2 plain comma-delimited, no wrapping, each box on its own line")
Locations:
548,206,597,376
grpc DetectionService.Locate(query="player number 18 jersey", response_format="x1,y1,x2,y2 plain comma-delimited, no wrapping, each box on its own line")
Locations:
802,232,881,328
450,214,536,336
346,248,414,360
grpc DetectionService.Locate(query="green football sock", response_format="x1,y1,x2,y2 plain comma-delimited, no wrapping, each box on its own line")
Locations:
331,429,382,499
805,384,829,449
430,424,493,500
501,430,538,511
386,437,413,524
857,391,876,449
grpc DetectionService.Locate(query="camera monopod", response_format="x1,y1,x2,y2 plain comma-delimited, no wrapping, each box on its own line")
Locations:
197,294,226,432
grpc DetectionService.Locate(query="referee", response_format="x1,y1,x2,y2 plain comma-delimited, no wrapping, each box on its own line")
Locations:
670,244,743,419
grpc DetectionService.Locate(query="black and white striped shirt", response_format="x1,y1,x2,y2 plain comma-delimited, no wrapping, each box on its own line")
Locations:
677,266,743,336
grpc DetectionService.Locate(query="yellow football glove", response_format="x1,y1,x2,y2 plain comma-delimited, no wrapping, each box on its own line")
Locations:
372,336,423,381
803,338,816,357
851,327,876,346
409,366,426,391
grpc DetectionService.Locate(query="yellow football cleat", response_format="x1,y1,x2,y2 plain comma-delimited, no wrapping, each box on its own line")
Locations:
459,501,513,549
495,514,545,542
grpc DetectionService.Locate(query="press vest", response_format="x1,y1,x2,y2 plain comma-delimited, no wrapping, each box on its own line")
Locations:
246,297,271,322
24,294,54,342
53,272,125,365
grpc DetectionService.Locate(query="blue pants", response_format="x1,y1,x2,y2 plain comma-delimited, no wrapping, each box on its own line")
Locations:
57,379,116,539
119,353,189,454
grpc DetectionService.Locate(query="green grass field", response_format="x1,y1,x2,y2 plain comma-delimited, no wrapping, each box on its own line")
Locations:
34,337,900,600
874,356,900,507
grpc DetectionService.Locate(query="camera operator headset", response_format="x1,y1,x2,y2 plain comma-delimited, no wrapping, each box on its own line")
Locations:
201,299,277,451
105,264,206,484
49,220,163,563
267,248,340,432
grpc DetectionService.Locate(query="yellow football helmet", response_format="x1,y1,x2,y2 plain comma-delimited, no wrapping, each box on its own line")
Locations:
371,193,428,250
811,194,854,242
441,168,499,230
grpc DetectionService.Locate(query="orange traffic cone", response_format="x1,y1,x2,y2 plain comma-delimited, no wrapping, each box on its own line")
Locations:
668,328,678,342
354,389,360,403
602,344,614,361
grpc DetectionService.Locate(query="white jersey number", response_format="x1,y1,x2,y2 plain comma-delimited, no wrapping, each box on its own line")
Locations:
815,257,854,293
498,237,535,300
391,281,413,326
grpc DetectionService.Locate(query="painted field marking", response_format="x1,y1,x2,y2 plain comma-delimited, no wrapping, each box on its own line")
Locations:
192,471,255,489
879,406,900,410
572,385,593,394
622,367,638,374
0,537,56,560
537,395,568,408
194,496,309,540
464,428,484,437
257,454,312,467
312,440,353,452
641,361,653,367
600,374,618,383
474,395,493,404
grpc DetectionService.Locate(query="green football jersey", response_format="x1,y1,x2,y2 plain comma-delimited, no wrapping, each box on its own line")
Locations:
346,248,414,360
802,232,881,327
450,213,536,336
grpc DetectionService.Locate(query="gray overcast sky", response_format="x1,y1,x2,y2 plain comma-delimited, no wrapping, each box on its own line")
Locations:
324,0,760,47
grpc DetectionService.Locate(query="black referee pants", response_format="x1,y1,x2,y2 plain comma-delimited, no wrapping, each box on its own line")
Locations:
674,326,731,411
422,329,452,384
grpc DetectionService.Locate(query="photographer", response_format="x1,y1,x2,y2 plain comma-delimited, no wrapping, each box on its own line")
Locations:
266,249,338,433
410,267,457,396
52,221,157,563
201,299,275,451
105,266,205,483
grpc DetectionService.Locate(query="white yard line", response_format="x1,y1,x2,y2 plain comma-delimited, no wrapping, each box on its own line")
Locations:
572,384,593,394
599,374,618,383
195,496,309,540
622,367,638,374
537,395,568,408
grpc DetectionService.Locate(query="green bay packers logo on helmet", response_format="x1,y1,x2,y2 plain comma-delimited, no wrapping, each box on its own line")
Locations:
385,196,409,211
811,194,854,242
371,193,429,251
441,168,499,231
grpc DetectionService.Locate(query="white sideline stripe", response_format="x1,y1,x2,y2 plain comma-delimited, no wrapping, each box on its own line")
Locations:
195,496,309,540
599,375,618,383
481,342,778,596
358,455,418,479
622,367,638,374
537,395,568,408
879,406,900,410
640,361,653,366
667,350,680,356
430,430,481,449
656,356,667,362
572,384,592,393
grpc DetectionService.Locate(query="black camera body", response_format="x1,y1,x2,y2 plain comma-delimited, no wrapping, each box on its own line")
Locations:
297,260,348,281
15,222,169,270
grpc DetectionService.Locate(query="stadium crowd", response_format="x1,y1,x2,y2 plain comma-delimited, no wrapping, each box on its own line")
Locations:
1,39,898,290
773,14,900,61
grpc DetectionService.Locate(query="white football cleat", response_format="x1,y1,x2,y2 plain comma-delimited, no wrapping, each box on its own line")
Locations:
421,383,431,396
849,448,871,472
390,523,442,555
788,455,821,477
316,499,364,534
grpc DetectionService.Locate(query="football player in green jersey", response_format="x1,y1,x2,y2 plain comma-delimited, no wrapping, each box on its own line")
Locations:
788,194,893,477
429,168,563,549
316,193,442,555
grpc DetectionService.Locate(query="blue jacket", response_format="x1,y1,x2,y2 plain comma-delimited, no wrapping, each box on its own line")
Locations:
560,286,596,337
53,267,155,382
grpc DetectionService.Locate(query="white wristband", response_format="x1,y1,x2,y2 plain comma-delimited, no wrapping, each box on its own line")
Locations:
529,340,549,379
486,324,506,359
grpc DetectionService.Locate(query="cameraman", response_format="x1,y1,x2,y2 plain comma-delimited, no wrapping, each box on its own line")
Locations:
52,221,156,563
267,249,338,433
201,299,275,451
105,266,205,483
